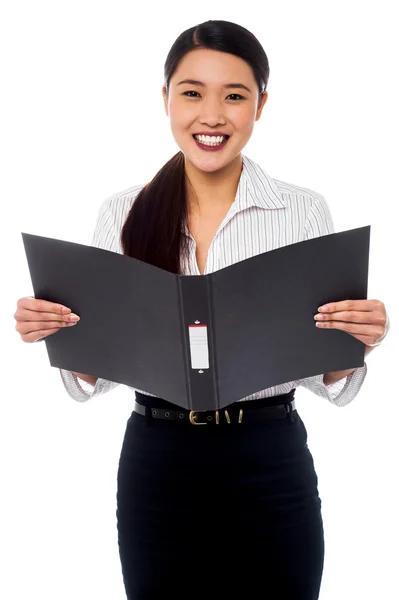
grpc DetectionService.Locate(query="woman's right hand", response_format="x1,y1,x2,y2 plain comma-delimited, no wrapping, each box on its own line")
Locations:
14,296,80,343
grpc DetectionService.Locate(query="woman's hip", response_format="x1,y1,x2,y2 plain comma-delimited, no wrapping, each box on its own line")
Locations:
116,400,322,517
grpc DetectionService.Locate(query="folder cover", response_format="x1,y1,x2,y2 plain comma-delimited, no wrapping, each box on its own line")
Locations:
22,226,370,409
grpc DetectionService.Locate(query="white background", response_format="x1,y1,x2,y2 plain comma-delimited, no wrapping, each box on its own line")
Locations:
1,1,398,598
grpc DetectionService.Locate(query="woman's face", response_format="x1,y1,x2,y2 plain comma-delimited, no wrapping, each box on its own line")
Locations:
162,48,268,173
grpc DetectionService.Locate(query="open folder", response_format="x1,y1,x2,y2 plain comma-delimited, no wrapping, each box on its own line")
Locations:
22,226,370,410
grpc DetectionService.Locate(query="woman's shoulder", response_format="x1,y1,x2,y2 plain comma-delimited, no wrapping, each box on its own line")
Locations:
244,155,327,207
272,177,326,204
101,183,146,213
91,183,146,253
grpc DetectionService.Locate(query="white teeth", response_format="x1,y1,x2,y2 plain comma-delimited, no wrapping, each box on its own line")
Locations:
194,134,228,145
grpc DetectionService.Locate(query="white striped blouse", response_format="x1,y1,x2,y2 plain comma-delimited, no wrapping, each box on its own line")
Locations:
59,153,368,407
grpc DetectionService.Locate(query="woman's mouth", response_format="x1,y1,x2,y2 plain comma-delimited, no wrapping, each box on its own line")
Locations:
192,134,230,152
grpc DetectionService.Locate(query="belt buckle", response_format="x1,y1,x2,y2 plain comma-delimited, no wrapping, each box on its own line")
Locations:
189,408,243,425
189,409,208,425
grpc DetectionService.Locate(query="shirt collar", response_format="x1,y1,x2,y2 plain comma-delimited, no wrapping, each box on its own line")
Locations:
237,154,286,210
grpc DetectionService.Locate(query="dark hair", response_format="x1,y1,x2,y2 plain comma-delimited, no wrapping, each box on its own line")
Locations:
120,20,270,274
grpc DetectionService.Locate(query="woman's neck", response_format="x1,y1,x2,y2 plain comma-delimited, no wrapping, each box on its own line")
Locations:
185,154,243,211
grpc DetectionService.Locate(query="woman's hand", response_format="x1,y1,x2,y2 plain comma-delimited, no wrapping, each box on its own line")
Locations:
314,299,388,347
14,296,80,343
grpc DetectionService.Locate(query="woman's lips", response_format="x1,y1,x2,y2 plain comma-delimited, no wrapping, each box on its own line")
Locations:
192,135,230,152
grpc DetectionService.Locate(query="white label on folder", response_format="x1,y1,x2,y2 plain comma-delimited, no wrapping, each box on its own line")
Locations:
188,325,209,369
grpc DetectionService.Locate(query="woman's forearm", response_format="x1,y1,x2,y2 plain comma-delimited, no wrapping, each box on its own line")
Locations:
71,371,98,386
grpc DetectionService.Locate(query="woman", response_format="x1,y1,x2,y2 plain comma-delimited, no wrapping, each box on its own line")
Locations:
15,20,389,599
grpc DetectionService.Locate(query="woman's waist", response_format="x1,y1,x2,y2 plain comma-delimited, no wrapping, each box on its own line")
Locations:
134,389,296,412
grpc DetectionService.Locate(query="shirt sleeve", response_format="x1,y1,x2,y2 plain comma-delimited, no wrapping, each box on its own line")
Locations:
294,192,368,408
59,196,122,402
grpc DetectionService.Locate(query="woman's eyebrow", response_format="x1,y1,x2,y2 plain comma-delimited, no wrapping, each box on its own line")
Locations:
176,79,252,94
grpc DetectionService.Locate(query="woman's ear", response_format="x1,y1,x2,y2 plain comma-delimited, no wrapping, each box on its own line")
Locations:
256,91,268,121
162,85,169,116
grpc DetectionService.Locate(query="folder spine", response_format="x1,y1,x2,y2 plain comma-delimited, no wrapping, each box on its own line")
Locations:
177,274,219,410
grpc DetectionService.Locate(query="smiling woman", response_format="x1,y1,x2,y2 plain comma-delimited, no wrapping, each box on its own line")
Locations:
41,16,388,600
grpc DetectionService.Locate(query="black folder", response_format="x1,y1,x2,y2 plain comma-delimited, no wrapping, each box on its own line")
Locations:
22,226,370,410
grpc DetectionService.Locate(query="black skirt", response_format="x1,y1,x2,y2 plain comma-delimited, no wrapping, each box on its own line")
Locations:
116,391,324,599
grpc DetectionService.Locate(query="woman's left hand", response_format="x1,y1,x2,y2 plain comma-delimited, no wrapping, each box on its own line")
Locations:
314,299,388,347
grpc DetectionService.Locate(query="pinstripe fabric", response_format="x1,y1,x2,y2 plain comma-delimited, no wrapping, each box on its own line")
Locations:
59,154,368,407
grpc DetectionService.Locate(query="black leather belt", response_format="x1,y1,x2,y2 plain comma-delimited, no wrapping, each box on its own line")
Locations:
133,398,297,425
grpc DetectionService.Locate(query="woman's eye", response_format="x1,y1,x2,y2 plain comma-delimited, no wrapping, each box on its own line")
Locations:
182,91,244,101
227,94,244,101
